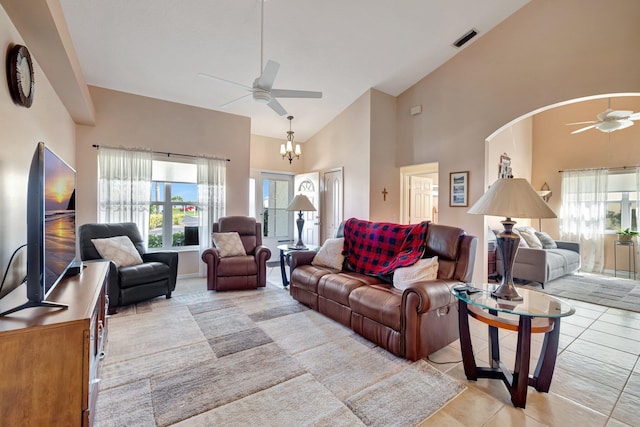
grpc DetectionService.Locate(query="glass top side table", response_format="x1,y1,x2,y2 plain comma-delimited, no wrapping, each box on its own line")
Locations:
453,283,575,408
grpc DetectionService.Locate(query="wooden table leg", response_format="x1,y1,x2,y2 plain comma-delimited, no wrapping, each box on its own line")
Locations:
279,249,289,287
531,318,561,392
458,300,478,380
511,316,532,408
488,309,500,368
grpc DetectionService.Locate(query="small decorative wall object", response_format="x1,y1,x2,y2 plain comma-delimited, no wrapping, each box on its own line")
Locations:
498,153,512,179
382,188,388,201
450,171,469,207
6,44,35,108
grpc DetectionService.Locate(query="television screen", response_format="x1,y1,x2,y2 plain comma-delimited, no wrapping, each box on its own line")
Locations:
43,145,76,296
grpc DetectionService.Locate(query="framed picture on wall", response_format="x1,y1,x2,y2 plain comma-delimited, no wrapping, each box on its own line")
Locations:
450,171,469,207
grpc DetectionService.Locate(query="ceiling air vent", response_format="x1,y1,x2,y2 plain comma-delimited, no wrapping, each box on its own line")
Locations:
453,28,478,48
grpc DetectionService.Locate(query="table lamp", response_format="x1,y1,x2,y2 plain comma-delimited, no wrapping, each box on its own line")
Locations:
286,194,317,249
468,178,556,300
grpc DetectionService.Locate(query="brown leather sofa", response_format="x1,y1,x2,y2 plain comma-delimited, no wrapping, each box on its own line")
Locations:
201,216,271,291
289,223,477,361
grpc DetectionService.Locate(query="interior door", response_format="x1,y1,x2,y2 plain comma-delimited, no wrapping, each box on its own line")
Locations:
409,175,433,224
322,168,343,241
294,172,320,246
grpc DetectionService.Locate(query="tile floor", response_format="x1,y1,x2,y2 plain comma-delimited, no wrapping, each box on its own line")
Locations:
267,267,640,426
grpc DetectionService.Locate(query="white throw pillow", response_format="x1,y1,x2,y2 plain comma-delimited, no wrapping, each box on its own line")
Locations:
91,235,144,268
212,232,247,258
312,238,345,270
393,257,439,290
535,231,558,249
516,226,542,249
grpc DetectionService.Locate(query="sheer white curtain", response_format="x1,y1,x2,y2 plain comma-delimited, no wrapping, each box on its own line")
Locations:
635,167,640,270
98,147,152,244
197,157,226,276
560,169,608,273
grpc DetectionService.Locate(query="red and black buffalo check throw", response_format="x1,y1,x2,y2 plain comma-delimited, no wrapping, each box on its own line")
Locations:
342,218,429,275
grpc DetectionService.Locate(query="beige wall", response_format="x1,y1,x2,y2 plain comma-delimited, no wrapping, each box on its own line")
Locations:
250,134,304,174
0,5,76,294
532,95,640,272
370,90,399,222
75,86,251,275
395,0,640,281
304,90,372,220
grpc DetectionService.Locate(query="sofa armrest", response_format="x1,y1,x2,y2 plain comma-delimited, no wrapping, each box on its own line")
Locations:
401,279,456,315
289,250,317,271
556,241,580,253
142,251,178,291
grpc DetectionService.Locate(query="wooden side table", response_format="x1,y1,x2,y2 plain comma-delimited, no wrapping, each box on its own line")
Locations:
453,284,575,408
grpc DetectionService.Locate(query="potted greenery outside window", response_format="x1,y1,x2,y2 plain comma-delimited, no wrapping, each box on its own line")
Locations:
616,228,639,243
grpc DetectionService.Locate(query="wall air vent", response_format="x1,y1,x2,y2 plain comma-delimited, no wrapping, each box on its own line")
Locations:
453,28,478,48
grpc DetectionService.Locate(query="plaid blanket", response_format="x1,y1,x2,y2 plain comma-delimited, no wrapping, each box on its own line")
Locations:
342,218,429,275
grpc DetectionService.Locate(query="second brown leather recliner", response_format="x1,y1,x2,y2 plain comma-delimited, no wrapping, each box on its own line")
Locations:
201,216,271,291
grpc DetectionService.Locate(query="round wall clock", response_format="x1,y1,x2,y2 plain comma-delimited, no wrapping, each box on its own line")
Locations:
6,44,35,108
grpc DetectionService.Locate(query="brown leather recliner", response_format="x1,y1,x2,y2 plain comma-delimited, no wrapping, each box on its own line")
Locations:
201,216,271,291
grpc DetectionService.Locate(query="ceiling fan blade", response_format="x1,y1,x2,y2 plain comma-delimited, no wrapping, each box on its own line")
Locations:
271,89,323,99
628,112,640,120
198,73,254,92
219,93,252,109
257,60,280,91
267,98,287,116
566,120,597,126
571,124,597,134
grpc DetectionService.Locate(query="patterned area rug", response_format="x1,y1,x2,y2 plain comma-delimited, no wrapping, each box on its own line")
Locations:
95,279,465,426
520,272,640,313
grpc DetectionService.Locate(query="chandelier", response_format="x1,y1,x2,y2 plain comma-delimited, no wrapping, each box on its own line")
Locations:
280,115,301,163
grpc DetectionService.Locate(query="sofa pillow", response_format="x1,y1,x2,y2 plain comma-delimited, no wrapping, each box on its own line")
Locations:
393,256,439,290
91,235,143,268
535,231,558,249
212,232,247,257
312,238,345,270
516,226,542,249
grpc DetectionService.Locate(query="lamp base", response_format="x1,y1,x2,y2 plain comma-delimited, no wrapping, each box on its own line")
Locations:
492,219,523,301
295,211,305,248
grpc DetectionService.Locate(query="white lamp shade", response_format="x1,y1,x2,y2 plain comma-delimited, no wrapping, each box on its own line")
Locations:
468,178,556,219
280,144,286,155
287,194,316,212
294,144,301,155
286,140,293,152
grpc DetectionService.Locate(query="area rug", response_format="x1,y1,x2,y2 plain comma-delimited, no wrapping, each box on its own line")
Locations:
95,279,465,426
519,272,640,313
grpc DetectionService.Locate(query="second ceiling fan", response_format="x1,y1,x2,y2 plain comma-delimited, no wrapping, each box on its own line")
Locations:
198,0,322,116
567,98,640,134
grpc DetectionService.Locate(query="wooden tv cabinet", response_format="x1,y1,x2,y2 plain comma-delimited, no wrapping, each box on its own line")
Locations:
0,261,109,426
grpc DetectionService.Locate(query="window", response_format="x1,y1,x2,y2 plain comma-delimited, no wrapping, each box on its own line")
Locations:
149,160,199,249
605,173,638,233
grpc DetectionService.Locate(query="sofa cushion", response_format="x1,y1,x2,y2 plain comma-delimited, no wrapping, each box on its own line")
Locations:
317,273,372,306
212,232,247,257
119,262,170,288
393,257,439,290
535,231,558,249
91,235,144,267
216,255,258,277
516,226,543,249
349,284,402,331
312,238,345,270
546,248,581,281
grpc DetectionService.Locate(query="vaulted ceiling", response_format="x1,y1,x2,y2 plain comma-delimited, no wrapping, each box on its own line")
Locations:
59,0,530,141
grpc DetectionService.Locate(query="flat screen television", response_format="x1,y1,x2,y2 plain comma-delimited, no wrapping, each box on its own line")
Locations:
0,142,76,316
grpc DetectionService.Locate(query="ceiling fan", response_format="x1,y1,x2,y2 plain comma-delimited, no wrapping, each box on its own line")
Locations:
197,0,322,116
567,99,640,134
